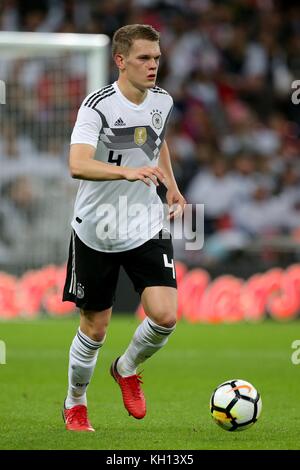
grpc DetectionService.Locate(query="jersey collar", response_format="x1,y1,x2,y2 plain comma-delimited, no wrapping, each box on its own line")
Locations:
113,81,151,110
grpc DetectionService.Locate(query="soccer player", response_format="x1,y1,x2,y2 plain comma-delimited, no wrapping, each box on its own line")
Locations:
62,24,186,431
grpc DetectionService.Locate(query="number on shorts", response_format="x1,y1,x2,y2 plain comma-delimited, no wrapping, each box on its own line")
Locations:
163,254,175,279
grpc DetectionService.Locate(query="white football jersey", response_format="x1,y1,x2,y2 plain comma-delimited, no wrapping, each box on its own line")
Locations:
70,81,173,252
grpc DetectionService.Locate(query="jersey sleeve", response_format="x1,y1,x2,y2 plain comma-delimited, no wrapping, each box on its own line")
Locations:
70,105,102,148
166,97,174,125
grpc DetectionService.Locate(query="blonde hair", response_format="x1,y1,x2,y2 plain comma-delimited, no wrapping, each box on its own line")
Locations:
112,24,160,57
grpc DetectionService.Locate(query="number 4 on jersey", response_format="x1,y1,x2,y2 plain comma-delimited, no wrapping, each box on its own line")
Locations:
163,254,175,279
108,150,122,166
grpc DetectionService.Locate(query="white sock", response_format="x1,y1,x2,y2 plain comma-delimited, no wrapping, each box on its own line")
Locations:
117,317,176,377
65,329,105,409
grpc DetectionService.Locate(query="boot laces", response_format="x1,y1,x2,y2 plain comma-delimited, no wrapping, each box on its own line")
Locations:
123,374,143,400
67,405,88,426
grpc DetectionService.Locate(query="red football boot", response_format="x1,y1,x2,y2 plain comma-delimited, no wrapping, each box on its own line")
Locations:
62,401,95,432
110,357,146,419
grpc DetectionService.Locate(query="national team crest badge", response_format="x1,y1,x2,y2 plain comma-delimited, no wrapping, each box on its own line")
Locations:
77,283,85,299
151,109,163,129
152,112,162,129
134,127,147,146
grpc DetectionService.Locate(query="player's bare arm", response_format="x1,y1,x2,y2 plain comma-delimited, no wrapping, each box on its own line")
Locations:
159,140,186,219
69,143,165,186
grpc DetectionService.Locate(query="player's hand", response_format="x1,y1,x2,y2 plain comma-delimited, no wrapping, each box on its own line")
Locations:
123,166,165,187
166,187,186,220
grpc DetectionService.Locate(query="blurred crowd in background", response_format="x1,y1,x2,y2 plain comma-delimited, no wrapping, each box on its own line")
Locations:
1,0,300,275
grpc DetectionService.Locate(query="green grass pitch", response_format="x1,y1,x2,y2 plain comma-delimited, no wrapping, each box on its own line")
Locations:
0,315,299,450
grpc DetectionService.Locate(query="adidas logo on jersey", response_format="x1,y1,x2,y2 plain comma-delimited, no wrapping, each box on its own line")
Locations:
114,117,126,126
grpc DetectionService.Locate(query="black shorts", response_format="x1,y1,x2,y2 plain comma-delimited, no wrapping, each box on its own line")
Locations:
62,229,177,311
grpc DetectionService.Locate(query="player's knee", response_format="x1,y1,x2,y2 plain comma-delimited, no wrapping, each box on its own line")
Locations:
158,317,177,329
91,329,107,343
148,301,177,329
80,308,111,342
152,311,177,329
88,319,109,342
80,325,107,343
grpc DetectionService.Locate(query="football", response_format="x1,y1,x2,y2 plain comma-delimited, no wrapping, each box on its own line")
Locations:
210,379,262,431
